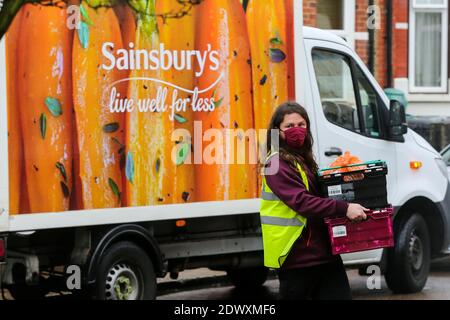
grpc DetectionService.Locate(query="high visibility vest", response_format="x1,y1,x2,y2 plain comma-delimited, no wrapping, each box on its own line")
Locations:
260,151,309,269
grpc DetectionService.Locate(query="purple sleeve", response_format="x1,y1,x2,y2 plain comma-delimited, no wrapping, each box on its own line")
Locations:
264,156,348,219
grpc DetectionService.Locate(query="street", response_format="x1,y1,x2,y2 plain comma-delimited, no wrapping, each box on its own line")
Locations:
1,257,450,300
156,257,450,300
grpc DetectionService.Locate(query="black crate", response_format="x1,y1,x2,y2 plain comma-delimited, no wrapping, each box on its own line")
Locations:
318,161,388,209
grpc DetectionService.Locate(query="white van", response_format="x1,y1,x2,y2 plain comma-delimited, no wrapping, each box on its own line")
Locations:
0,1,448,299
299,26,450,293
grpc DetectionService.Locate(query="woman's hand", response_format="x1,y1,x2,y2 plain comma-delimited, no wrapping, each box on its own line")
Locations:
346,203,370,222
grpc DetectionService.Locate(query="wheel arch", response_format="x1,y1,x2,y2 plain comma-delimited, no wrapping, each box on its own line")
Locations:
87,224,165,285
394,196,446,257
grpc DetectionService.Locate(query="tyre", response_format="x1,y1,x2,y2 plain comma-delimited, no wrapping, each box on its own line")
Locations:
93,241,156,300
385,213,431,294
226,267,269,288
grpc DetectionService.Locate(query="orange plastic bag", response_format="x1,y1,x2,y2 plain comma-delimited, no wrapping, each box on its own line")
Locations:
322,151,367,175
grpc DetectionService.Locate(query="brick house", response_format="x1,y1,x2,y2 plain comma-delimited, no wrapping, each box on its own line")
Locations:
303,0,450,116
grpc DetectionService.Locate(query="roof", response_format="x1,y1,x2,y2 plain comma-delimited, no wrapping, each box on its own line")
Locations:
303,27,349,47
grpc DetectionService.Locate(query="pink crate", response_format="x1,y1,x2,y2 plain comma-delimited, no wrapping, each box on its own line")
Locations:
324,207,394,255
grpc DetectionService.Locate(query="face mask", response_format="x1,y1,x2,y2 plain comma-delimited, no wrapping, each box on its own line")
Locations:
281,127,307,149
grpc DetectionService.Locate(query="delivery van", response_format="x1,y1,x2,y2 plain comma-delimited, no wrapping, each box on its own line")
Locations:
0,0,449,300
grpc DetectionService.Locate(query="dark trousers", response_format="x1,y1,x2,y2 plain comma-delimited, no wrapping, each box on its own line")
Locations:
278,259,352,300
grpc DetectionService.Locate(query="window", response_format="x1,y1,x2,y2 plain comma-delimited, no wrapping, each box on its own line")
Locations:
312,49,384,139
354,66,381,138
410,0,448,93
316,0,356,48
317,0,344,30
442,146,450,165
312,50,360,133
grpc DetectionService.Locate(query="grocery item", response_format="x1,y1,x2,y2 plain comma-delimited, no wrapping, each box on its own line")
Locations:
18,3,73,213
322,151,367,174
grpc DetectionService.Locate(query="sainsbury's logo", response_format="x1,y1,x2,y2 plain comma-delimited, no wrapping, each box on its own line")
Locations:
102,42,220,78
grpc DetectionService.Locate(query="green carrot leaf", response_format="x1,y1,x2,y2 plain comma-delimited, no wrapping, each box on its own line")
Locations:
77,21,90,49
60,181,70,198
80,3,94,26
214,97,224,108
125,151,135,184
269,48,286,63
103,122,120,133
174,113,187,124
56,162,67,182
45,97,62,117
176,143,190,166
112,137,125,148
108,177,121,203
270,37,283,45
39,113,47,139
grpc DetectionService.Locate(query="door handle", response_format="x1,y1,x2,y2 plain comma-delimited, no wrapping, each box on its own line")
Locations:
324,147,343,157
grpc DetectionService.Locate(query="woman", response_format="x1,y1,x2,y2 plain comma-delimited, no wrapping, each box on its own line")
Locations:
260,102,369,300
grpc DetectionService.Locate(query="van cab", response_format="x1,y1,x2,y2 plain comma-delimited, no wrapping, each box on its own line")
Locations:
300,26,450,293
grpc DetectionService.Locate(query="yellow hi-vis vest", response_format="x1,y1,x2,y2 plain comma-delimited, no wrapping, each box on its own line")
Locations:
260,151,309,269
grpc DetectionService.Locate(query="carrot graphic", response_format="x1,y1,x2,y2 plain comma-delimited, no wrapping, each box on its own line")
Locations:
17,3,73,213
113,2,136,206
247,0,290,191
284,0,296,100
126,0,175,206
72,1,126,208
71,113,84,211
114,1,136,51
156,0,196,203
195,0,257,201
246,2,289,132
6,9,24,215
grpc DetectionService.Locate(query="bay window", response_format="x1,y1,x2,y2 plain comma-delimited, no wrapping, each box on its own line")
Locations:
409,0,448,93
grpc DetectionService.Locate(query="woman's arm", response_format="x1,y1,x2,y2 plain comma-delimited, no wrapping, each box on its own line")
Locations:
264,155,348,219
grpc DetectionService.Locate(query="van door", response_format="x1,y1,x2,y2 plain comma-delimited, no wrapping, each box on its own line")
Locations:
305,39,399,263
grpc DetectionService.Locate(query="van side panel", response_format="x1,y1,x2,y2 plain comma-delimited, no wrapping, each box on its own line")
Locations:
0,37,9,232
0,1,296,224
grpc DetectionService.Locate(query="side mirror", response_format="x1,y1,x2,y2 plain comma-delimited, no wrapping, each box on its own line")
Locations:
389,100,407,138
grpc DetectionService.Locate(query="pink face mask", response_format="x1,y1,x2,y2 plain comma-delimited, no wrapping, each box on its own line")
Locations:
281,127,307,148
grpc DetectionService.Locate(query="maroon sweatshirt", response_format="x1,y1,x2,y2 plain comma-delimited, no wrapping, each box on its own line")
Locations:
264,154,349,269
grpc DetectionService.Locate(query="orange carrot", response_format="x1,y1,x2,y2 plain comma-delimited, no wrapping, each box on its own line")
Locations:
284,0,296,100
126,0,175,206
18,3,73,213
114,1,136,50
156,0,196,203
70,114,83,210
72,2,126,208
247,0,290,191
247,0,289,126
112,2,136,206
195,0,257,201
6,9,23,215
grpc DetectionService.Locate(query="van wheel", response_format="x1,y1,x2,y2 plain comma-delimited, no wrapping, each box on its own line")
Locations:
93,241,156,300
226,267,268,288
385,213,430,294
